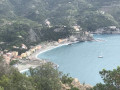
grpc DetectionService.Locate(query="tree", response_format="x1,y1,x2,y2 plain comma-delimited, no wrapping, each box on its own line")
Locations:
29,62,62,90
0,56,14,77
93,67,120,90
0,57,76,90
9,71,35,90
0,56,35,90
71,87,79,90
61,74,73,85
0,86,4,90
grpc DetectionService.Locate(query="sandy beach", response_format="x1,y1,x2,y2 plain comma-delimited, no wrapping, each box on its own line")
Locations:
17,40,78,72
35,42,71,59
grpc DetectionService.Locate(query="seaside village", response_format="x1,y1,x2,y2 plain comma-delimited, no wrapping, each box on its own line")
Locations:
0,25,91,65
0,38,71,65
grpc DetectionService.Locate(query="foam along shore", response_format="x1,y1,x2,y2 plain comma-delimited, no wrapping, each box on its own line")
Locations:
17,40,79,72
35,41,79,60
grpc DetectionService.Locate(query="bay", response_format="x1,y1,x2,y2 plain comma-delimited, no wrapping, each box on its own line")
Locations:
38,34,120,85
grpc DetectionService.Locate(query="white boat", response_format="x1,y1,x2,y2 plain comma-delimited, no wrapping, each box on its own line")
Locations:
98,52,103,58
98,56,103,58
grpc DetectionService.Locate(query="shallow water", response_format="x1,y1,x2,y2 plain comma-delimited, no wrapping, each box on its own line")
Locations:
38,34,120,85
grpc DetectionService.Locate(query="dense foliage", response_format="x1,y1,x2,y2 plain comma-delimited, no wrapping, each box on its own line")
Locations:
0,57,73,90
1,0,120,89
0,0,120,52
93,67,120,90
0,0,119,27
0,21,72,51
29,62,62,90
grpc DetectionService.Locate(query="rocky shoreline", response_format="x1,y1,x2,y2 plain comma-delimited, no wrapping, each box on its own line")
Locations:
62,78,92,90
92,26,120,34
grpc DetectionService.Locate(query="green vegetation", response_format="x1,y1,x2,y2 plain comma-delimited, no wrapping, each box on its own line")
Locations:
0,87,4,90
1,0,120,90
0,0,120,52
93,67,120,90
0,0,120,28
0,22,72,52
29,62,62,90
61,74,73,85
0,57,76,90
71,87,79,90
0,0,119,27
2,56,120,90
9,60,19,65
78,12,118,31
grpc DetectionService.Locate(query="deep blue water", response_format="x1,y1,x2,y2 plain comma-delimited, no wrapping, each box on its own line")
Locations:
38,34,120,85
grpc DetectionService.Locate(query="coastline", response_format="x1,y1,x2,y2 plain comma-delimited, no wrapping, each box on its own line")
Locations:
18,40,93,88
17,37,102,72
35,42,73,60
18,41,79,72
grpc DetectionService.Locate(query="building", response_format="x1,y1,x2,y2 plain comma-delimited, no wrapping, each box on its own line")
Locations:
21,44,28,49
21,53,27,58
12,51,18,58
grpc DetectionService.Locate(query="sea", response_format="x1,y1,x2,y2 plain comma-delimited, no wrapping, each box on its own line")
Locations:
38,34,120,85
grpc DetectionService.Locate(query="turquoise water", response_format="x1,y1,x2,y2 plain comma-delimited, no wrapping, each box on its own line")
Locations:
38,34,120,85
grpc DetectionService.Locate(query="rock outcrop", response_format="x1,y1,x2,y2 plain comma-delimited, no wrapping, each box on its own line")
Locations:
62,78,92,90
71,78,92,90
74,31,94,42
92,26,120,34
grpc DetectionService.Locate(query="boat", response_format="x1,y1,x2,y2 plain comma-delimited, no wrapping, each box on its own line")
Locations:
98,56,103,58
98,52,103,58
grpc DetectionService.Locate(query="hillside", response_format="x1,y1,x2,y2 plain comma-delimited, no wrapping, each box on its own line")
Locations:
0,0,120,52
87,0,120,25
0,0,120,26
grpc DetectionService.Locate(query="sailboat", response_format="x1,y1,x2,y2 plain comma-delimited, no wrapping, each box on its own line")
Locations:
98,55,103,58
98,52,103,58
